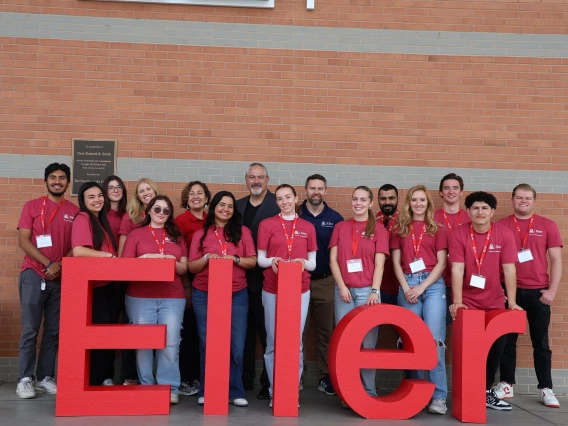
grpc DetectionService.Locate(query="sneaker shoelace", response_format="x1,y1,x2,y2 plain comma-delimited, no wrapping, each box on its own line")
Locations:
22,380,34,391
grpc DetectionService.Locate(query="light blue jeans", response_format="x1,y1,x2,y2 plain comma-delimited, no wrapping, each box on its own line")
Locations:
397,272,448,400
262,290,310,397
125,295,185,395
335,285,378,397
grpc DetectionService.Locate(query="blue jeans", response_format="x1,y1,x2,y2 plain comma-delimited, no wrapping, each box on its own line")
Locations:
335,285,378,397
125,296,185,394
397,272,448,400
193,288,248,399
262,290,310,397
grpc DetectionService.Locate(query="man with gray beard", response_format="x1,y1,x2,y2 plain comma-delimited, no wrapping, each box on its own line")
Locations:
236,163,280,400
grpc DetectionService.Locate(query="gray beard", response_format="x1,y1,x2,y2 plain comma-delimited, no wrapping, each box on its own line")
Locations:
250,187,263,196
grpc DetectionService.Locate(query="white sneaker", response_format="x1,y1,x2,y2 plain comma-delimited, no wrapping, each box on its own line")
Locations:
102,379,114,386
229,398,249,407
428,398,447,414
541,388,560,408
492,381,514,399
170,393,179,404
34,376,57,394
16,377,36,399
198,397,204,405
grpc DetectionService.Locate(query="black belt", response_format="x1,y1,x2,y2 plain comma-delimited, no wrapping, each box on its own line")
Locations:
310,273,331,281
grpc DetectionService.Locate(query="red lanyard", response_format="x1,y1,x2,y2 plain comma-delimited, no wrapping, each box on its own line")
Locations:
40,196,64,234
213,226,228,256
279,214,297,260
410,222,426,259
149,226,166,254
512,215,534,250
376,212,398,234
351,219,368,257
470,224,492,275
442,209,461,232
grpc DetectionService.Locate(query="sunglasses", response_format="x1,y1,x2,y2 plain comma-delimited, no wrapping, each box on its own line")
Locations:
152,206,171,216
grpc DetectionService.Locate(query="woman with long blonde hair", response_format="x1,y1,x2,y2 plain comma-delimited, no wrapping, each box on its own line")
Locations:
390,185,449,415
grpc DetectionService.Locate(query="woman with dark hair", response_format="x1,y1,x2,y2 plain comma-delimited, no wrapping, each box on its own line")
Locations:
256,184,317,407
101,176,138,386
71,182,118,386
121,195,188,405
391,184,449,415
188,191,256,407
329,185,389,400
174,180,210,396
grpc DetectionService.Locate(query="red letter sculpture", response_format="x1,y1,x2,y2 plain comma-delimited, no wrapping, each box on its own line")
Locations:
329,304,437,419
203,258,234,415
452,309,526,423
272,261,303,416
56,258,175,416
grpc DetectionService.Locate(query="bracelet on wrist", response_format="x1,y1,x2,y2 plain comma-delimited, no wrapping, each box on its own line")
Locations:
45,261,53,269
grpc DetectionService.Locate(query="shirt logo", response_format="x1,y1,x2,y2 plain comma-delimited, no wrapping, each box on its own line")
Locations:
294,231,308,238
529,229,543,235
63,214,74,222
320,221,335,228
489,244,502,251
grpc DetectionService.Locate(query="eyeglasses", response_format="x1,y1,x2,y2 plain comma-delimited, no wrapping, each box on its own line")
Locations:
152,206,171,216
107,185,123,191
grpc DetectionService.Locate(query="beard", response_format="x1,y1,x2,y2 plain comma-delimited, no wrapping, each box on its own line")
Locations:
308,196,323,206
47,185,66,197
250,186,263,196
380,204,396,216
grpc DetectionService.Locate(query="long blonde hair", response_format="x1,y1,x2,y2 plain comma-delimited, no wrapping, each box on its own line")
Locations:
126,178,161,224
395,185,438,237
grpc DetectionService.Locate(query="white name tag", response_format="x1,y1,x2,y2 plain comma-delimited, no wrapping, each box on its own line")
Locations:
518,249,533,263
409,258,426,273
470,274,486,289
347,258,363,273
36,234,52,248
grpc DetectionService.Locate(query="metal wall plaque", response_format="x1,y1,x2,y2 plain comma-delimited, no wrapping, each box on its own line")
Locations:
71,139,117,196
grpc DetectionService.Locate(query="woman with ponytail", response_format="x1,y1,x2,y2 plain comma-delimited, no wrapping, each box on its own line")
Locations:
329,185,389,399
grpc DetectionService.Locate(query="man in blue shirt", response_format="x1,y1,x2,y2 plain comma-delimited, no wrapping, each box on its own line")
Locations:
299,174,343,396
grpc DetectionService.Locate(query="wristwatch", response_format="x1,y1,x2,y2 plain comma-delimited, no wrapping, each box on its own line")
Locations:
233,255,241,264
370,288,379,294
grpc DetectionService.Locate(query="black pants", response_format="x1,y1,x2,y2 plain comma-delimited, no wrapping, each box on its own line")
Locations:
500,287,552,389
90,282,120,385
242,291,269,389
179,305,200,383
486,334,508,391
115,282,138,382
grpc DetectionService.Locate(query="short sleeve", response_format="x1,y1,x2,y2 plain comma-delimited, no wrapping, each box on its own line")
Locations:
374,225,390,255
71,213,94,249
329,224,340,249
189,229,205,261
121,232,138,258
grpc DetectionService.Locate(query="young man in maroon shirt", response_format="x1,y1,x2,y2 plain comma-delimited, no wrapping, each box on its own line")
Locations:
376,184,400,305
449,191,523,411
16,163,79,399
494,184,562,408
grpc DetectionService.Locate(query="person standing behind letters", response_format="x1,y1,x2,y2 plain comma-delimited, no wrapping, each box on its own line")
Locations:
236,162,280,400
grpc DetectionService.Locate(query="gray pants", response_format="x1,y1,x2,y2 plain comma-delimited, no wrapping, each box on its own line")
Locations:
18,268,61,381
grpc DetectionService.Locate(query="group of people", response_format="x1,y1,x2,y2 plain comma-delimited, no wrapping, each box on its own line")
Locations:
15,162,562,415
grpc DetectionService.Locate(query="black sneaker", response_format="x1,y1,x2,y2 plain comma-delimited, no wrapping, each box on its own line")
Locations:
318,374,336,396
486,390,512,411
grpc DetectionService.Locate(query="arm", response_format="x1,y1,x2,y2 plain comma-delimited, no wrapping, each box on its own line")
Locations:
330,246,351,303
176,257,188,275
449,261,467,320
292,251,316,272
118,234,127,257
540,246,562,305
258,249,281,273
366,252,386,305
188,252,216,274
391,249,409,292
18,228,61,279
408,249,447,298
503,263,522,310
223,254,257,270
73,246,114,258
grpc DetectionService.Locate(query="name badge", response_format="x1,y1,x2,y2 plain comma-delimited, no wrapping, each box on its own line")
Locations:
36,234,53,248
518,249,533,263
409,258,426,273
347,258,363,273
470,274,486,289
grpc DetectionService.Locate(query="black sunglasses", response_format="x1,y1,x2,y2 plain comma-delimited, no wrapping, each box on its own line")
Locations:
152,206,171,216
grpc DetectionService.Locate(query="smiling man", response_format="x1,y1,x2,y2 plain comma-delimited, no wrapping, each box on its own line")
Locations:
376,184,400,305
299,174,343,396
449,191,522,412
494,184,562,408
16,163,79,399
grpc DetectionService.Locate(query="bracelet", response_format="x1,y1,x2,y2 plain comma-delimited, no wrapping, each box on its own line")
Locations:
45,261,53,269
204,253,209,261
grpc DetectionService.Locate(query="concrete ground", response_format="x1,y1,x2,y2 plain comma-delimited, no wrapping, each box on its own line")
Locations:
0,383,565,426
